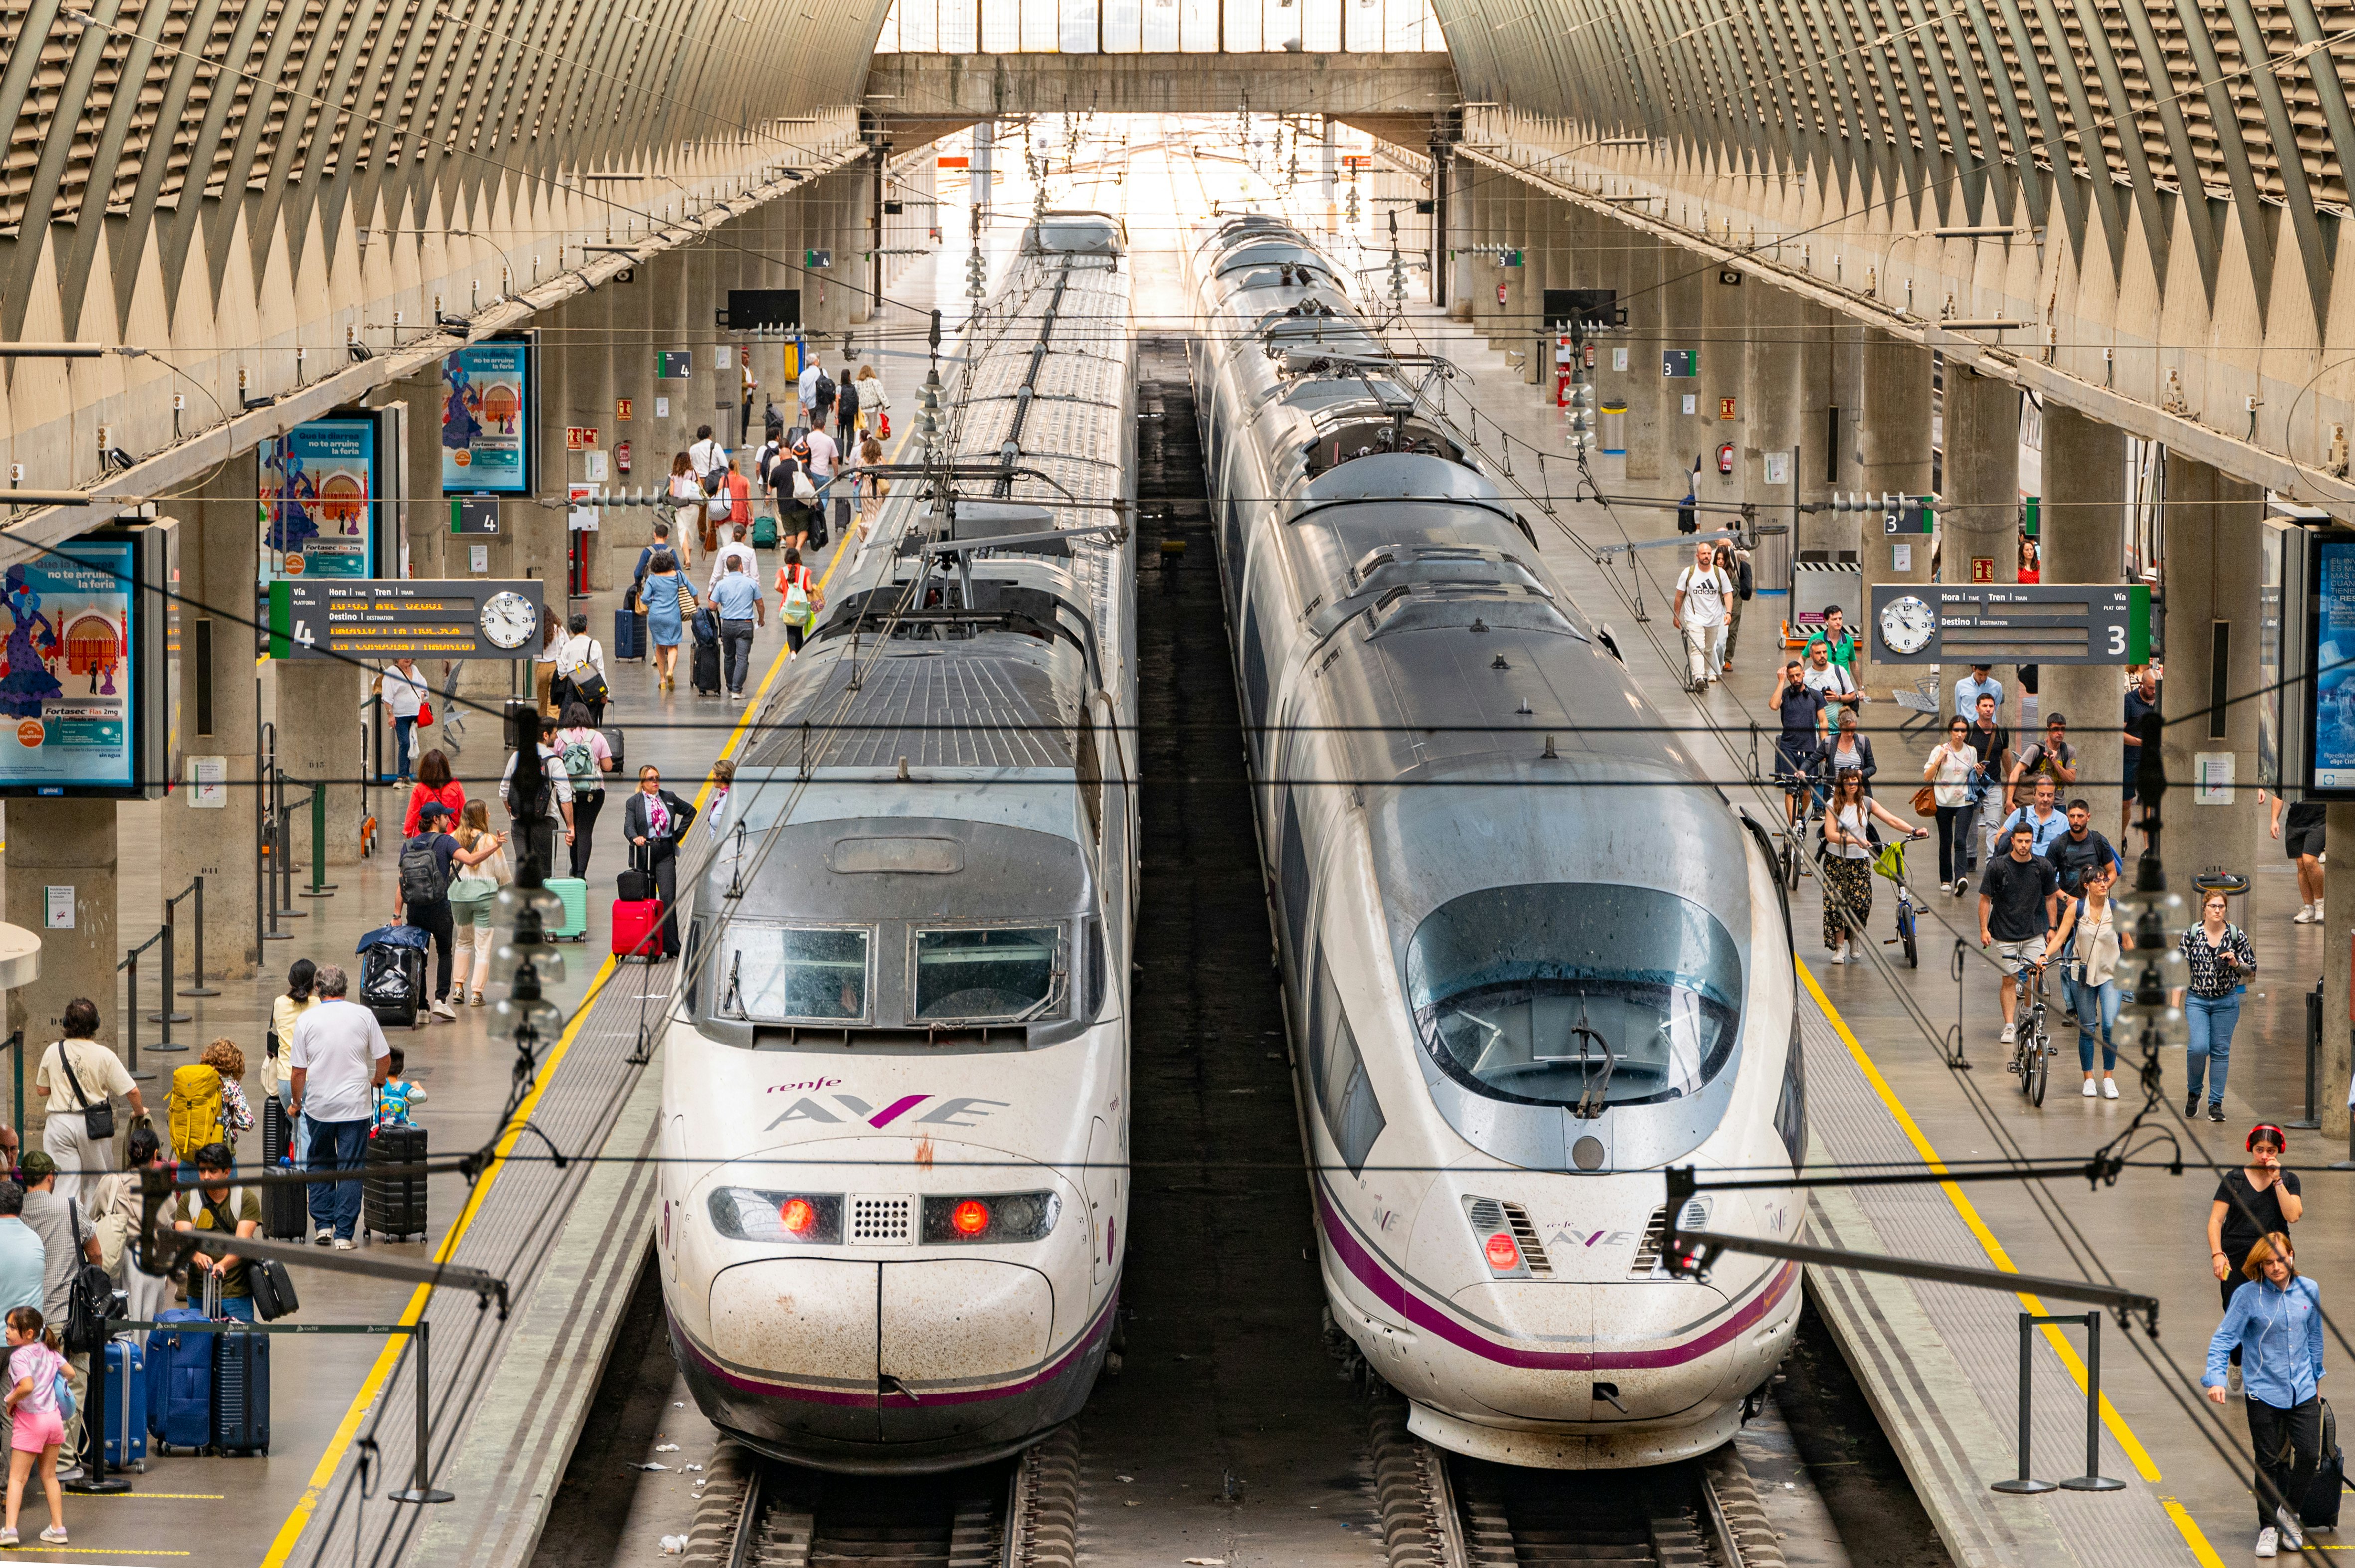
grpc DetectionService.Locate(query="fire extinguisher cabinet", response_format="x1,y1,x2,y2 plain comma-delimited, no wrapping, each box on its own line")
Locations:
1600,403,1628,456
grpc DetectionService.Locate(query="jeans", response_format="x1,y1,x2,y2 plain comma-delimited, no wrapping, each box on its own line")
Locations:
2247,1394,2323,1533
393,715,415,779
2072,976,2121,1071
407,898,454,1002
1935,805,1967,884
305,1116,371,1240
2186,992,2243,1106
720,618,755,693
516,817,557,887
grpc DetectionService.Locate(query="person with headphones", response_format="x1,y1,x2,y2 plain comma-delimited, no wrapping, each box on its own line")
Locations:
2210,1124,2304,1394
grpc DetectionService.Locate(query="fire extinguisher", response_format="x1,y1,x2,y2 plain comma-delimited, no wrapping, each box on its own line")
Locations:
1717,442,1736,476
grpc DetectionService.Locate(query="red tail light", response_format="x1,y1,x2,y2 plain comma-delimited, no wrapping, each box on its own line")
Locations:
780,1197,819,1236
1484,1232,1520,1271
952,1199,991,1236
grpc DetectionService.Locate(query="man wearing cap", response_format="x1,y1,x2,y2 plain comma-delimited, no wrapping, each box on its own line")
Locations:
19,1152,99,1476
393,799,462,1023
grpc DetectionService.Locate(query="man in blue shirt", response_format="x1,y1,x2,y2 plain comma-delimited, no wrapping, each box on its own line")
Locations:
1992,774,2070,859
712,557,765,701
0,1182,41,1318
1953,663,2003,721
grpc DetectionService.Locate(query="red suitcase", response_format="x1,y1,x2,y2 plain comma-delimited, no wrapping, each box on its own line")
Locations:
613,898,665,960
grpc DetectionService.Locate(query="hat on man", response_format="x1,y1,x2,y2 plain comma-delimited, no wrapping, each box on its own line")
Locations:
414,800,453,826
18,1152,55,1185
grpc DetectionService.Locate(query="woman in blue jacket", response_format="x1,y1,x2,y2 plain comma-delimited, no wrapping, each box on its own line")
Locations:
2205,1232,2325,1559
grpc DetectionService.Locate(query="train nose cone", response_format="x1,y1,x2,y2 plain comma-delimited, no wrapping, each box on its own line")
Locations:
1447,1281,1732,1423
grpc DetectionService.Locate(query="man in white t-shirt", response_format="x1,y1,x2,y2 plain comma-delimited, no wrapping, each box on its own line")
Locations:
287,967,390,1248
801,426,842,542
1671,541,1734,687
706,523,758,598
687,425,728,494
1801,638,1862,714
32,998,143,1207
798,359,823,425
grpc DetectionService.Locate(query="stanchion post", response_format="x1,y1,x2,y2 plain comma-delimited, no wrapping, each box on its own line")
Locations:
301,779,336,897
1991,1311,2058,1494
64,1336,129,1494
2333,1031,2355,1171
387,1320,454,1505
179,875,220,998
6,1031,22,1159
150,894,189,1027
2060,1311,2126,1491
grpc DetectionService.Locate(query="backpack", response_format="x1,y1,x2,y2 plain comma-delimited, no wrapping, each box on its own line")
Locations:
561,738,597,790
785,426,811,462
700,446,728,496
510,753,552,822
781,568,813,624
61,1204,111,1356
814,372,835,407
1737,556,1754,600
167,1063,226,1157
398,832,449,906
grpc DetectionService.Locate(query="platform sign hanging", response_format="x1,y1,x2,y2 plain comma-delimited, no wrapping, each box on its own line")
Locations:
258,417,375,583
440,338,533,494
1867,583,2150,667
269,578,547,662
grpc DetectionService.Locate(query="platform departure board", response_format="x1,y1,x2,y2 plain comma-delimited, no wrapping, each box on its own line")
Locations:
269,579,545,661
1868,583,2151,665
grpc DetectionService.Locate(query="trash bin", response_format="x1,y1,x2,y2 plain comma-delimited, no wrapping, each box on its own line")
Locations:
1600,402,1628,456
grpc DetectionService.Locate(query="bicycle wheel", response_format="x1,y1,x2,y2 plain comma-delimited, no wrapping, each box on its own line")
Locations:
1902,918,1918,969
2028,1032,2049,1106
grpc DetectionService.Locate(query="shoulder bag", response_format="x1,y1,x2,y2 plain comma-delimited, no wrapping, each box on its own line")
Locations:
56,1042,114,1141
1911,783,1938,819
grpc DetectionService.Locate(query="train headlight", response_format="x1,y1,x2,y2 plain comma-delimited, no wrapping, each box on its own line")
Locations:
920,1192,1061,1243
1483,1232,1522,1272
708,1188,844,1244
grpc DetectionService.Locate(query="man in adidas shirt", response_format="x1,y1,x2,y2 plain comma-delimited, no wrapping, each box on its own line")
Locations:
1672,541,1734,687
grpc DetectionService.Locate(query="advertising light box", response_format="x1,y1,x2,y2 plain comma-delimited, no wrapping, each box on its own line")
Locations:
441,337,535,495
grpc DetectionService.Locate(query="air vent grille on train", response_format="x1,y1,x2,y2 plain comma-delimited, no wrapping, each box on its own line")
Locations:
850,1195,913,1244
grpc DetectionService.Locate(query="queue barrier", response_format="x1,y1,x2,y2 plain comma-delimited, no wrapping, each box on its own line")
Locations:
1989,1310,2126,1497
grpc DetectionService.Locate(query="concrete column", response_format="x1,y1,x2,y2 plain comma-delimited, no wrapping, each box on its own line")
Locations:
4,803,117,1098
1661,247,1708,492
1613,226,1665,483
2326,810,2355,1139
2160,456,2268,879
160,470,263,979
609,248,667,586
1851,329,1934,695
1744,282,1805,536
2038,405,2127,838
1702,261,1748,511
1942,365,2021,713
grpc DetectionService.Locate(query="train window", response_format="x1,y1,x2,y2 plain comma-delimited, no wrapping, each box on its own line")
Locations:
1279,792,1312,963
718,923,872,1025
1077,711,1105,842
1240,602,1270,731
1403,884,1742,1111
1310,955,1385,1175
912,925,1066,1024
1775,1015,1808,1171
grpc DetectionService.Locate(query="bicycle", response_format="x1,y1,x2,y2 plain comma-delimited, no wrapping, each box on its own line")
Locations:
2007,959,2054,1106
1872,839,1922,969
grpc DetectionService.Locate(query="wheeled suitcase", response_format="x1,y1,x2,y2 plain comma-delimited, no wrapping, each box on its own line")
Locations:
613,899,664,960
365,1124,429,1242
692,637,722,696
147,1307,213,1453
261,1096,305,1240
2305,1399,2344,1531
614,605,646,661
357,926,428,1028
602,726,625,774
102,1336,146,1472
212,1326,269,1456
544,876,590,941
751,511,779,549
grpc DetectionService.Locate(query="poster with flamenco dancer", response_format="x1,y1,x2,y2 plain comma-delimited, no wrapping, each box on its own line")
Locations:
0,540,134,791
441,339,531,494
259,418,375,583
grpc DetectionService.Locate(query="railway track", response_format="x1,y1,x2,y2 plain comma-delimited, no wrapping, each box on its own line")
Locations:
684,1426,1082,1568
1370,1402,1783,1568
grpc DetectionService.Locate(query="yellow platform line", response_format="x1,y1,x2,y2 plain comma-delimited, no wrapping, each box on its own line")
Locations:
1798,961,2224,1568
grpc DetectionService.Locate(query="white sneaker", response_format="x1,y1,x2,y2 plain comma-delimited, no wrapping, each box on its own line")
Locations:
2317,902,2326,921
314,1227,335,1246
2278,1508,2304,1551
2083,1079,2098,1097
332,1237,356,1251
2103,1078,2119,1099
2255,1524,2277,1558
430,997,457,1020
2295,904,2316,924
1999,1023,2017,1044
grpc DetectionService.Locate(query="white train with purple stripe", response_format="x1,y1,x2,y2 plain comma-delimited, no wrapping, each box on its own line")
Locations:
656,210,1137,1472
1185,216,1805,1467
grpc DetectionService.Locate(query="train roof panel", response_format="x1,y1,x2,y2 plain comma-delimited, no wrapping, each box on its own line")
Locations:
750,643,1080,772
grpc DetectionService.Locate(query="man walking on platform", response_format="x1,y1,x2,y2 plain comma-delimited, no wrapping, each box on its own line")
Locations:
287,967,389,1251
713,556,764,701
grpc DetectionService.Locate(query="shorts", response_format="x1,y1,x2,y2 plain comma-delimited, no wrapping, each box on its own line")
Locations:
1775,735,1818,783
1993,935,2048,968
2287,808,2327,861
11,1407,60,1454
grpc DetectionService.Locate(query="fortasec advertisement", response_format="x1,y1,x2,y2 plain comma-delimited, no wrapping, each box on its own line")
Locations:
259,417,375,583
2308,537,2355,795
0,540,136,791
442,339,531,494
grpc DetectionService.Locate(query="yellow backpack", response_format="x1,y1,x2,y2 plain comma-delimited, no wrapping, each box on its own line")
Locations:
167,1064,225,1158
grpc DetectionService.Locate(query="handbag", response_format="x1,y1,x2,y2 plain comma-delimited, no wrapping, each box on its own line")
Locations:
575,668,610,707
418,700,434,728
878,411,891,439
1911,783,1938,818
56,1042,114,1141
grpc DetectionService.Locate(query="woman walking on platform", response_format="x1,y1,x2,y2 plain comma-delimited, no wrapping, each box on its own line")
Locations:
2206,1233,2325,1559
642,551,695,691
401,749,464,839
1924,715,1978,892
555,703,614,878
448,801,510,1007
2182,888,2256,1121
2048,860,2122,1097
1820,767,1928,965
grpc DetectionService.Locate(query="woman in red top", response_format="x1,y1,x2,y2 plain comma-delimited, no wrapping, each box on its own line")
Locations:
402,748,466,837
776,549,824,657
727,457,753,531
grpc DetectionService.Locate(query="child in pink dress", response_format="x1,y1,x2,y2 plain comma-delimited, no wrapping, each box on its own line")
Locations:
2,1305,66,1547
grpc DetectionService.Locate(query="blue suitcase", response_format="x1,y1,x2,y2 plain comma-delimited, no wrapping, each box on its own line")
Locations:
614,606,646,661
102,1337,146,1470
544,877,590,941
147,1308,213,1454
212,1328,269,1456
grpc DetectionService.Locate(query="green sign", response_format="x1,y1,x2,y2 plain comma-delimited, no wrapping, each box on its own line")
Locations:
2023,494,2039,537
1663,350,1698,379
805,248,832,269
1504,249,1524,267
1882,500,1935,535
2128,583,2152,662
656,351,691,379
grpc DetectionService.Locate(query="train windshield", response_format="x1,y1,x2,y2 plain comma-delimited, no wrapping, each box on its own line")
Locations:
717,924,871,1023
912,925,1066,1025
1404,884,1741,1109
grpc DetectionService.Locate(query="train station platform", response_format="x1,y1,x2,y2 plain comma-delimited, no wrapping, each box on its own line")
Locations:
44,185,1040,1568
1360,280,2338,1565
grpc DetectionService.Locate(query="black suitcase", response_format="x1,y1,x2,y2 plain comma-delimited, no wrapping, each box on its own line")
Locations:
601,726,625,774
614,605,646,661
260,1095,305,1241
2306,1399,2344,1531
247,1258,298,1322
692,638,722,696
212,1326,269,1456
365,1124,429,1242
618,843,657,904
360,944,423,1028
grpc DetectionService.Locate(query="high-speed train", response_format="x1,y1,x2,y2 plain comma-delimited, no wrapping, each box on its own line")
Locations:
657,210,1138,1472
1186,217,1805,1468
